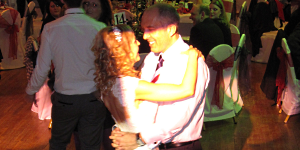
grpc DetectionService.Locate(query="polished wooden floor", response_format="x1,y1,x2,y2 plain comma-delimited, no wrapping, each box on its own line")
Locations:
1,3,299,149
0,62,299,150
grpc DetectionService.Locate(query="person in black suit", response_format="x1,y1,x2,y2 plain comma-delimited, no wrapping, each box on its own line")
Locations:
287,22,300,80
284,4,300,37
249,1,277,57
189,4,225,58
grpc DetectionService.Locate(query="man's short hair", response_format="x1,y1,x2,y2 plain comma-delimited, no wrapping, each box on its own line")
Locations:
147,3,180,28
198,4,210,16
63,0,82,8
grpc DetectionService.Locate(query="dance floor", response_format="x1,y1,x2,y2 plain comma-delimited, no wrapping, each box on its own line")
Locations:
1,6,300,150
0,62,299,150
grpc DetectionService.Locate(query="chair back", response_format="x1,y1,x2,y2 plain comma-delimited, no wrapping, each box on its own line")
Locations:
21,1,35,40
236,1,247,30
281,38,295,75
230,24,240,51
222,0,234,22
204,44,238,121
280,38,300,117
230,34,245,111
114,9,134,25
0,8,19,25
0,8,20,59
0,7,25,69
208,44,234,62
234,33,246,60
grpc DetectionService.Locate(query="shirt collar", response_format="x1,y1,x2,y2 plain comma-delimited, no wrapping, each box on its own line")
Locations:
65,8,85,15
160,35,187,60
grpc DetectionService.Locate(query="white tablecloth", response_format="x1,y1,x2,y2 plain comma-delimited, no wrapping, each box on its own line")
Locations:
251,22,287,63
251,31,278,63
178,14,193,37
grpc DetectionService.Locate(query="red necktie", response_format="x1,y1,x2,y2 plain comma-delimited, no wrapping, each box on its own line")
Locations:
151,55,164,83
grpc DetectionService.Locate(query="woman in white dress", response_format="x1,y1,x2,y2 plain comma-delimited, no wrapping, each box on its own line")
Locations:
92,24,201,149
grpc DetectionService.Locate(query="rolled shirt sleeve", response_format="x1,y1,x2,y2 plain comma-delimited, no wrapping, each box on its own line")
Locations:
141,58,210,148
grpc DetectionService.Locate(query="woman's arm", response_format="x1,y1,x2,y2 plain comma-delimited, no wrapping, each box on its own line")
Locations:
135,46,202,101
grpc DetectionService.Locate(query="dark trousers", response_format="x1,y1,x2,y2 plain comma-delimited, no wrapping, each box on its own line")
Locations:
17,0,32,18
49,92,106,150
159,140,202,150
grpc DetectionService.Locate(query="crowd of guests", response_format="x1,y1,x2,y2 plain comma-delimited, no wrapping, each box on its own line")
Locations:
25,0,208,150
189,0,232,58
17,0,300,149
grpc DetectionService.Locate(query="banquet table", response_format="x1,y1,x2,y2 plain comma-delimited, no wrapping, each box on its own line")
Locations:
251,31,278,63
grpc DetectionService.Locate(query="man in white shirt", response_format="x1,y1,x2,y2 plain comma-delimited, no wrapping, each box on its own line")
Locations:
110,3,210,150
25,0,107,149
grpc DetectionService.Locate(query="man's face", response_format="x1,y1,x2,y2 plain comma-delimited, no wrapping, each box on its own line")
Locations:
189,6,200,25
141,9,171,53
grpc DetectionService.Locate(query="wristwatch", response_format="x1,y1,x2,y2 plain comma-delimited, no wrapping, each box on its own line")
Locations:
136,133,146,146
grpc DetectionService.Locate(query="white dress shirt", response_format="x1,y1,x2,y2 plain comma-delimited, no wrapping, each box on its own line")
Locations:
139,36,210,148
26,8,106,95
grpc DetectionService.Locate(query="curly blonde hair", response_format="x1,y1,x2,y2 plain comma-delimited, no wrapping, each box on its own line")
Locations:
92,25,140,97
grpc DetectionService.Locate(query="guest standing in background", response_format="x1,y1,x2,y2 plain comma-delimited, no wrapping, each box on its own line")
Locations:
209,0,232,46
26,0,107,149
82,0,113,25
40,0,64,34
189,4,224,58
284,2,300,37
82,0,115,149
287,22,300,80
27,0,64,123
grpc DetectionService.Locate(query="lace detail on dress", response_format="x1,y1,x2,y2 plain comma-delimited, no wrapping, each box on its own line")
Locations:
111,76,141,133
112,76,139,106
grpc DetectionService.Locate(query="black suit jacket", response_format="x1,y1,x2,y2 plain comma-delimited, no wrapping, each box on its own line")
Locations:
284,8,300,38
189,18,225,58
212,19,232,47
287,22,300,80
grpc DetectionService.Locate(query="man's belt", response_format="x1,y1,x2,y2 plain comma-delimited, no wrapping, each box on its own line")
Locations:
159,139,199,149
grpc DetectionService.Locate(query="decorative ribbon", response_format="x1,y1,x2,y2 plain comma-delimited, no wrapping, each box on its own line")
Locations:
151,55,164,83
223,0,233,13
0,8,19,59
206,54,234,109
231,33,240,48
275,47,287,109
274,0,285,21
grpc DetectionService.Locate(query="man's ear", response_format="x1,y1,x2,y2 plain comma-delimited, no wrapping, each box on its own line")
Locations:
167,24,177,37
